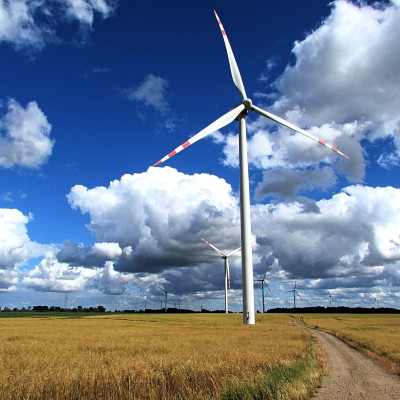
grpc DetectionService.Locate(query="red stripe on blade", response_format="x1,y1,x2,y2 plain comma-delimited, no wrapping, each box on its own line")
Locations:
168,150,177,157
182,141,190,148
154,161,161,167
319,139,326,146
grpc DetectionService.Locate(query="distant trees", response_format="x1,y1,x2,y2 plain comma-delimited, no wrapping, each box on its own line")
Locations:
1,305,107,313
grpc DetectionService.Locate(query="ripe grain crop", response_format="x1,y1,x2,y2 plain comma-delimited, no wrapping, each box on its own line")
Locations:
0,313,323,399
298,314,400,375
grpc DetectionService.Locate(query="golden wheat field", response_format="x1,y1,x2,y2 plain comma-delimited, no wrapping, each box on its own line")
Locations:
0,313,323,400
298,313,400,375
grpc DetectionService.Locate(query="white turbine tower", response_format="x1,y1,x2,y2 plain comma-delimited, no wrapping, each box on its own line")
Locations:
255,270,273,313
153,11,348,325
201,238,241,314
286,281,301,309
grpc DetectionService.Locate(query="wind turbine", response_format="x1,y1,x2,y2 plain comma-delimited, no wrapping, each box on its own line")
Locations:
255,270,273,313
328,291,337,308
201,238,241,314
158,286,168,312
153,11,348,325
286,281,301,309
176,295,181,310
21,301,30,309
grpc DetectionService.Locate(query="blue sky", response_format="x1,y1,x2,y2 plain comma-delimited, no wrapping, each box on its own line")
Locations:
1,0,400,312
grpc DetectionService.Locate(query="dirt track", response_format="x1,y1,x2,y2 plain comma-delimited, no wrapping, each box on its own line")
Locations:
308,327,400,399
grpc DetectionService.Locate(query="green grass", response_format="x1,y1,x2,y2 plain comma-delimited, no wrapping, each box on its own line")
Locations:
221,336,323,400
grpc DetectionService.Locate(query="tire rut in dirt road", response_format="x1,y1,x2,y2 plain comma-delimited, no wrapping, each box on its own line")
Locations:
310,328,400,400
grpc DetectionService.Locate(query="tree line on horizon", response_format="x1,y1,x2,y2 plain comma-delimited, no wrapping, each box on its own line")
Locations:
1,305,399,314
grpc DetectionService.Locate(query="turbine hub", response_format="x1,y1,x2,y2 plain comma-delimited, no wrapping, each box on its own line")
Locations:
243,98,252,110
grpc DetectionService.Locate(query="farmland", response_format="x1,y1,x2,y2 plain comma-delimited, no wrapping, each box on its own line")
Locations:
298,314,400,375
0,313,323,399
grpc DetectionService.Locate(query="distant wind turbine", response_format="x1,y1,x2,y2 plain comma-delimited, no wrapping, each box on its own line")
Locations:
201,238,241,314
255,269,273,313
21,301,30,308
64,293,68,309
328,291,337,308
9,303,18,310
286,281,301,309
153,11,348,325
176,295,181,310
158,286,168,312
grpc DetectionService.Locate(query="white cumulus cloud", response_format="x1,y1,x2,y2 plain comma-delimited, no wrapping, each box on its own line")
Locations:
123,74,170,114
0,99,54,169
0,208,45,270
23,256,132,295
64,166,241,273
252,185,400,287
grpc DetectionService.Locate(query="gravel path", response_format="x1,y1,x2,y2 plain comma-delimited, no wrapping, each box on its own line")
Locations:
309,328,400,399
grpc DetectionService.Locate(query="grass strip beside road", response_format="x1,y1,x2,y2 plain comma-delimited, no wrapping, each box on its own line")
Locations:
222,336,324,400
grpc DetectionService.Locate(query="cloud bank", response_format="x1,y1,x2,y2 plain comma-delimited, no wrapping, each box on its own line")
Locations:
56,168,400,295
0,0,117,51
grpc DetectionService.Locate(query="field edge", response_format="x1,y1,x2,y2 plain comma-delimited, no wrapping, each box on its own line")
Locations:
220,330,326,400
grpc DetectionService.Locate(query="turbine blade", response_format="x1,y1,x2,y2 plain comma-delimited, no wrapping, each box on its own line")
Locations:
154,104,245,166
263,270,267,281
201,238,227,257
227,246,241,257
251,104,349,159
214,11,247,101
158,285,166,294
226,258,231,290
266,283,273,297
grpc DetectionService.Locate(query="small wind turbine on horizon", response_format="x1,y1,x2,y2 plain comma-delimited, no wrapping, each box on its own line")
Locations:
153,11,348,324
176,295,181,310
158,286,168,312
201,238,241,314
255,269,273,313
286,281,301,309
328,291,337,308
